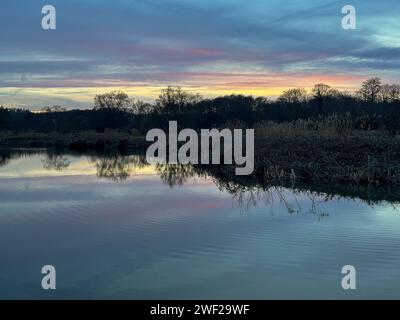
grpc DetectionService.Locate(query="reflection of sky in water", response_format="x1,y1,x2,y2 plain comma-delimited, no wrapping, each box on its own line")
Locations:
0,154,156,178
0,153,400,299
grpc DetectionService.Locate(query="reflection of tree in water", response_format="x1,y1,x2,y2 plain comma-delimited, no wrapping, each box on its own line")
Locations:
149,162,331,218
41,154,71,171
210,174,330,218
155,163,197,187
0,149,12,167
88,155,197,184
89,154,147,181
1,149,49,168
2,149,399,218
0,149,71,171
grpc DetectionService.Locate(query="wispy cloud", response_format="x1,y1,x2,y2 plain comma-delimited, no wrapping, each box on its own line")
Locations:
1,0,399,108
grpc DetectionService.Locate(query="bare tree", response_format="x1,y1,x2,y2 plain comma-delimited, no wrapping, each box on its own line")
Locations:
131,100,154,115
41,105,67,113
312,83,331,113
379,84,400,103
358,77,382,103
94,90,131,111
156,87,202,114
278,88,308,104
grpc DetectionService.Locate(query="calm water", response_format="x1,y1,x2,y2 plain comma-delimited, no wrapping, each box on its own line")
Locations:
0,149,400,299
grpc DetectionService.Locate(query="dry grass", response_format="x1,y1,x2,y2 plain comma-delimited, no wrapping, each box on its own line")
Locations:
2,116,400,187
253,127,400,186
0,130,148,150
254,114,354,138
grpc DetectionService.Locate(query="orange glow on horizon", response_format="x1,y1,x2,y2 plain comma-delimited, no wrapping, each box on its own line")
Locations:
0,72,365,108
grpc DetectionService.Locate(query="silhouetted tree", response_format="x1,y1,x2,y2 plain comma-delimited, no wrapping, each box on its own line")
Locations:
94,90,132,111
379,84,400,103
311,83,331,113
2,80,400,135
131,100,154,115
156,86,202,115
41,105,67,113
278,88,307,104
358,77,382,103
93,91,133,130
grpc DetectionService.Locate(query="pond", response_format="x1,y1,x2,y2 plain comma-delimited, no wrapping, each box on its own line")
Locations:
0,149,399,299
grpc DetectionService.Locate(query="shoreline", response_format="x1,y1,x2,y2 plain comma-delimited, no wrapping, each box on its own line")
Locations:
0,131,149,151
1,130,400,188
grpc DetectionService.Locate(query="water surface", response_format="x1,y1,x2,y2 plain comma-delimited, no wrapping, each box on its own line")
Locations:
0,149,399,299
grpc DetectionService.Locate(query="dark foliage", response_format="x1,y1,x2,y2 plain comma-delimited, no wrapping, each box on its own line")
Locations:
1,80,400,134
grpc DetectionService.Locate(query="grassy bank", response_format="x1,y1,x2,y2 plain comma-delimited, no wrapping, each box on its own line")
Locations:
250,119,400,187
2,116,400,187
0,130,148,151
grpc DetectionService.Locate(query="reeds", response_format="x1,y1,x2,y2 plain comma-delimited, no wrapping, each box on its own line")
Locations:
254,113,353,138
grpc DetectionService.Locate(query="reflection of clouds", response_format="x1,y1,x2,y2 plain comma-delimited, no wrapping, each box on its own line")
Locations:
2,150,400,216
0,151,162,180
0,157,94,178
2,161,400,299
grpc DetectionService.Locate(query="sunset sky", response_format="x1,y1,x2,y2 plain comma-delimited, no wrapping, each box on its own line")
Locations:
1,0,400,109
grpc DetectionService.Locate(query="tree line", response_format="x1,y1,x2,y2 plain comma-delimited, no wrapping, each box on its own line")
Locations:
1,77,400,134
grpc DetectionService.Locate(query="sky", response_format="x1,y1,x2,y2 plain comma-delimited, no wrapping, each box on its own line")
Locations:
1,0,400,109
